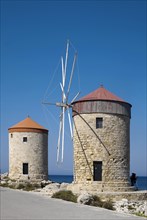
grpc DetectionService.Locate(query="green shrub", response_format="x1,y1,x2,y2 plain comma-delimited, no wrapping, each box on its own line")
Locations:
0,183,9,187
102,200,115,210
15,182,40,191
87,195,114,210
128,205,135,210
52,190,77,203
25,183,40,191
3,176,9,180
9,179,16,182
16,183,25,190
135,212,147,218
88,195,103,207
9,184,16,189
0,181,41,191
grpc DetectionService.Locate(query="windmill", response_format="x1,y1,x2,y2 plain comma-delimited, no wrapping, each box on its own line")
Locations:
43,40,80,163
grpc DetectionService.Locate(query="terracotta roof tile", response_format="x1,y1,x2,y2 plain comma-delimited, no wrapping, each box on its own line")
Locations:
79,86,124,102
9,117,48,131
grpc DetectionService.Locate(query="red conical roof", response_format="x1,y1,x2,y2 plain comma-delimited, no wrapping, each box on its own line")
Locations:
8,117,48,133
79,86,124,102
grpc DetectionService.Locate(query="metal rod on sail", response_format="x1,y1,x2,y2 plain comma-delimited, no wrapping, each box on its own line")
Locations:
66,53,77,103
60,48,66,162
64,40,69,80
42,101,68,108
60,83,66,100
67,108,73,139
42,102,57,106
61,57,65,89
71,91,80,104
57,113,63,162
61,106,65,162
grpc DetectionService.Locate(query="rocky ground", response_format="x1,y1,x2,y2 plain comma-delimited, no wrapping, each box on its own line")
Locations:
1,173,147,217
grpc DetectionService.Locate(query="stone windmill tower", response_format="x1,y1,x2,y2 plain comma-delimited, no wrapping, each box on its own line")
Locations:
8,116,48,181
72,86,132,192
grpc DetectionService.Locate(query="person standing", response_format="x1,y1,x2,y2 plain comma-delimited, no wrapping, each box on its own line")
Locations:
130,173,137,186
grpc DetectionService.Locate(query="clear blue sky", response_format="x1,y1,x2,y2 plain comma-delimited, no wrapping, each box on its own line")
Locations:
1,0,146,176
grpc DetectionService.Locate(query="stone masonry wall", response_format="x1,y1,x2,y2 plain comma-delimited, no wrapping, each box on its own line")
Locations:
73,113,131,191
9,132,48,181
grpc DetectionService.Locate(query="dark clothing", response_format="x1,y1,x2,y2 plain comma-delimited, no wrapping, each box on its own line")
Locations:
130,173,137,186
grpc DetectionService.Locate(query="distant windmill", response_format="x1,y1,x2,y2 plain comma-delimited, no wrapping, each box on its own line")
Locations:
43,40,80,163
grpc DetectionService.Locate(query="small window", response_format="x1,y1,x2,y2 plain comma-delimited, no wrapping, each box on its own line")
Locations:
96,118,103,128
23,137,27,142
11,134,13,138
23,163,28,174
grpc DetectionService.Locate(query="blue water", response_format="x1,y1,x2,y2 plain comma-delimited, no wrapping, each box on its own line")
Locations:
49,175,73,184
136,176,147,190
48,175,147,190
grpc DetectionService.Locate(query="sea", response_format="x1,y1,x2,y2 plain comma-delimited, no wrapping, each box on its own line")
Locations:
48,175,147,190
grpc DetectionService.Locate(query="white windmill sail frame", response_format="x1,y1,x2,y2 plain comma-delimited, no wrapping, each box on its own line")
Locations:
43,40,80,163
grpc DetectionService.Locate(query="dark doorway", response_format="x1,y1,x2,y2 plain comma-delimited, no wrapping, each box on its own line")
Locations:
23,163,28,174
93,161,102,181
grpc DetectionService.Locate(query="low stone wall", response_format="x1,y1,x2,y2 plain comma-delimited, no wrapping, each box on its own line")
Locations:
67,183,147,201
67,182,136,193
93,191,147,202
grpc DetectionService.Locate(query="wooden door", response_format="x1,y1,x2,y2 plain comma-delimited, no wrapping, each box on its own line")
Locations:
93,161,102,181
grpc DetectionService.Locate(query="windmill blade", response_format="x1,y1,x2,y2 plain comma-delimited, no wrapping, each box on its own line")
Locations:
60,82,66,100
67,108,73,140
61,56,66,107
61,57,65,88
66,53,77,103
71,91,81,104
57,110,63,162
64,40,69,79
42,102,57,106
61,106,65,162
42,101,68,108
